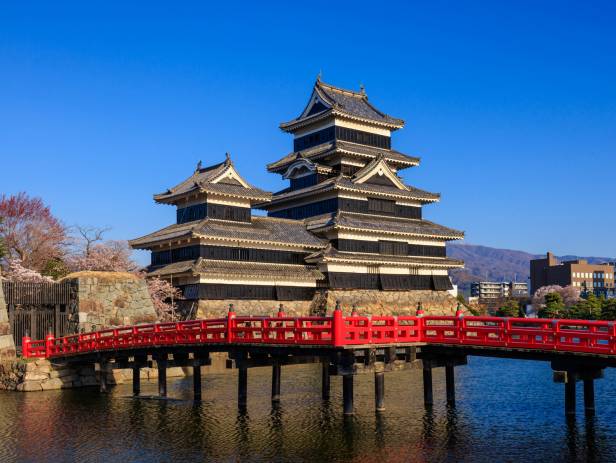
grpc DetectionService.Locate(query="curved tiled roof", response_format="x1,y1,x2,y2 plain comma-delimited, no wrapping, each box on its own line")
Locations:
267,140,420,173
280,80,404,131
262,175,440,207
305,245,464,268
305,212,465,240
195,259,324,280
148,258,324,281
154,155,271,203
148,260,196,277
129,216,326,249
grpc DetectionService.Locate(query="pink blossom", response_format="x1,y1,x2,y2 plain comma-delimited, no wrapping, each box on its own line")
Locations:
3,258,53,283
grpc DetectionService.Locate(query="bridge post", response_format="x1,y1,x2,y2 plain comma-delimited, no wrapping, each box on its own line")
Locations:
157,357,168,398
374,371,385,412
238,367,248,410
321,361,330,400
99,361,108,393
193,363,202,401
132,367,140,396
565,375,576,415
343,374,354,415
445,362,455,406
271,362,281,403
423,360,433,407
584,379,595,416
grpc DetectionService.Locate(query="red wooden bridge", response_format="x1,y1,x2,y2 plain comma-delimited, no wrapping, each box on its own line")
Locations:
23,306,616,416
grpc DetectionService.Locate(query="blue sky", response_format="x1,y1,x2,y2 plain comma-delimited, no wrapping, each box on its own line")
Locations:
1,1,615,264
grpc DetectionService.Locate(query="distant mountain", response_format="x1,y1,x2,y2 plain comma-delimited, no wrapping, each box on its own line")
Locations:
448,243,615,293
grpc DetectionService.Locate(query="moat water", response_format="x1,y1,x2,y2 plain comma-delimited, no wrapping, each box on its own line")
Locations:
1,357,616,462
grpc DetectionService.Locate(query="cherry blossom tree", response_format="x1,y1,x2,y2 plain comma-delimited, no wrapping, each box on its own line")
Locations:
3,258,53,283
0,218,5,260
532,285,581,308
146,277,182,321
66,240,139,273
0,193,68,272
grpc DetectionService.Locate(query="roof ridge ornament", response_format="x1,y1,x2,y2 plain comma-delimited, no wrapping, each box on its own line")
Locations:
316,70,322,82
224,152,232,166
195,160,202,172
359,83,366,97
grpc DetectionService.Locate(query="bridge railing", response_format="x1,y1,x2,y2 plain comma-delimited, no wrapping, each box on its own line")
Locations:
21,312,616,359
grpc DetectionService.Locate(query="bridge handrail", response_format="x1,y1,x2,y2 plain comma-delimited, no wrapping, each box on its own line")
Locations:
20,313,616,359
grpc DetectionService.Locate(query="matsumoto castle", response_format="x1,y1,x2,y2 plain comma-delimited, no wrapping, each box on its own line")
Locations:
130,78,465,316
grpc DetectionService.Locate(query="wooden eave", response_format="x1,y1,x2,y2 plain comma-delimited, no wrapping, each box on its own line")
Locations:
309,222,465,241
318,255,464,268
154,188,269,205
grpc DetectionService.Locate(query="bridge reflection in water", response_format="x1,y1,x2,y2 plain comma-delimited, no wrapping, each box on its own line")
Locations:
23,306,616,418
2,359,615,462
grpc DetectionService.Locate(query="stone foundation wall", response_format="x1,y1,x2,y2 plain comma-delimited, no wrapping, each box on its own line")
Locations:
62,272,158,331
312,289,461,316
193,289,460,318
0,280,16,360
196,299,315,319
0,359,189,392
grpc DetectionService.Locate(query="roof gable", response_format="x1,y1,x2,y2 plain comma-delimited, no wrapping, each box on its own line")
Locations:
282,158,317,179
281,79,405,132
154,154,271,203
352,155,408,190
299,88,332,119
209,155,251,188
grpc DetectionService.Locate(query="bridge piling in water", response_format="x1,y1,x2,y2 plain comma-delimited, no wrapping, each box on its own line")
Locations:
584,379,595,415
157,357,168,397
193,364,202,401
422,361,433,407
375,372,385,411
553,366,604,416
238,367,248,410
132,367,140,396
343,375,354,415
565,377,576,415
271,362,281,403
99,360,108,393
445,362,455,406
321,361,330,400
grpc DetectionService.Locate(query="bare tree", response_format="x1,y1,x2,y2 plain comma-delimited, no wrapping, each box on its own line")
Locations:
74,225,111,257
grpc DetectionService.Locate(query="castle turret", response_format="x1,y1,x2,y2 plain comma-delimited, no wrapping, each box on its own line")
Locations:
130,154,326,315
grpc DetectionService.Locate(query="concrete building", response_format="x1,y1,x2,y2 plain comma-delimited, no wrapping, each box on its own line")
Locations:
470,281,529,301
530,252,615,297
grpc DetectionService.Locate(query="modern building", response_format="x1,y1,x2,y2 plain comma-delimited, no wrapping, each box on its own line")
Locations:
530,252,615,297
470,281,529,301
510,281,529,298
131,78,465,316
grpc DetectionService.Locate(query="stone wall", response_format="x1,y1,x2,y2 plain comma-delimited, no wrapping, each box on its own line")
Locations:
0,280,16,360
194,289,460,318
312,289,461,316
62,272,158,331
0,359,188,392
195,299,314,319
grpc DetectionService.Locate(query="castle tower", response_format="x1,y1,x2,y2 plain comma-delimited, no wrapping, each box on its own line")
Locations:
258,79,464,296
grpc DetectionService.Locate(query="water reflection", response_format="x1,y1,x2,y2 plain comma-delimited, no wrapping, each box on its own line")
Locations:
0,358,615,462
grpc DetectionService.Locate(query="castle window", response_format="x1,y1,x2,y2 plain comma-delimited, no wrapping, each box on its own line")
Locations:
368,198,395,213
